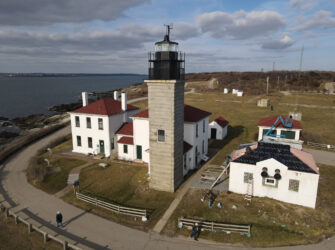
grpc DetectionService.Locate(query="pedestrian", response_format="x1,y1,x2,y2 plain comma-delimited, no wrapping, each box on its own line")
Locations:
190,223,198,241
56,211,63,227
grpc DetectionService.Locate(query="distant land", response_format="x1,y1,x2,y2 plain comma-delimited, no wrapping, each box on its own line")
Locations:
0,73,147,78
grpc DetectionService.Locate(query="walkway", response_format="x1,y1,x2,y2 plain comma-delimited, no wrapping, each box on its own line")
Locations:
304,148,335,166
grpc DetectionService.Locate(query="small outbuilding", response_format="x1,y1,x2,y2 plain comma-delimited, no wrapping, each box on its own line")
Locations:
208,116,229,140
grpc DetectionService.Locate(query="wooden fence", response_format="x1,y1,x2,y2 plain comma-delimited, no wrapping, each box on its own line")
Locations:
178,217,251,235
75,192,147,218
1,205,81,250
307,141,335,150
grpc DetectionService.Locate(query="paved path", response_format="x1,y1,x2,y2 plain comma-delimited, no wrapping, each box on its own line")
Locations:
304,148,335,166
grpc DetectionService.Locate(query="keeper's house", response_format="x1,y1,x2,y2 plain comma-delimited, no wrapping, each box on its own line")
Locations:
229,142,319,208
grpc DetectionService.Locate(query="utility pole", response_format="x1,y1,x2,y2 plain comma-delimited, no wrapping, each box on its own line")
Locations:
299,45,304,72
266,76,269,95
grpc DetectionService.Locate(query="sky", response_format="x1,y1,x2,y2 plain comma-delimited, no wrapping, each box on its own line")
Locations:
0,0,334,73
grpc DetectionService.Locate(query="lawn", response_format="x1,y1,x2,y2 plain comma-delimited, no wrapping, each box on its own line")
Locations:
0,213,61,250
62,162,175,231
33,156,86,194
162,164,335,247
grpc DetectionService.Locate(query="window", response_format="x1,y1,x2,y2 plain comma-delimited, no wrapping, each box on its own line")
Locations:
98,118,103,130
111,138,114,150
88,137,92,148
203,120,205,133
196,124,199,137
244,172,253,183
86,117,91,128
123,144,128,154
281,130,296,140
202,140,204,154
265,177,276,186
77,136,81,147
158,129,165,142
75,116,80,127
289,179,299,192
263,129,276,136
184,154,187,169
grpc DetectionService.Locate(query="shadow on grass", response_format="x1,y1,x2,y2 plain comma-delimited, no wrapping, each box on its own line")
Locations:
209,125,245,150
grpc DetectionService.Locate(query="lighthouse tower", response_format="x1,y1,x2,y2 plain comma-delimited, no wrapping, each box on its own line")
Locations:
146,25,185,192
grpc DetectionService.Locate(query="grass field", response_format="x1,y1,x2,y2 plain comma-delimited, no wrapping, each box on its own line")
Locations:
62,162,175,231
163,164,335,247
0,213,61,250
33,156,86,194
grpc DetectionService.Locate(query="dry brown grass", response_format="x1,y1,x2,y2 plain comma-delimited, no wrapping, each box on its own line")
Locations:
163,164,335,247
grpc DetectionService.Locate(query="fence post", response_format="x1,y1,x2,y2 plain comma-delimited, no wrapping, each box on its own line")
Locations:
211,221,214,232
43,233,49,243
63,241,68,250
28,223,33,233
117,206,120,214
95,197,97,206
14,215,18,224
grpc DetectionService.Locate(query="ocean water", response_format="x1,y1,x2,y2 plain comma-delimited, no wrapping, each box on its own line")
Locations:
0,75,146,119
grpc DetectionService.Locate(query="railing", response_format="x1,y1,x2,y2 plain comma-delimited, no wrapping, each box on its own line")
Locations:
178,217,251,235
307,141,335,150
1,205,81,250
75,192,147,218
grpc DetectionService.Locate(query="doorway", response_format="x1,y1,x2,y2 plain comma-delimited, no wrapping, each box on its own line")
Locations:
211,128,217,139
136,145,142,159
99,140,105,154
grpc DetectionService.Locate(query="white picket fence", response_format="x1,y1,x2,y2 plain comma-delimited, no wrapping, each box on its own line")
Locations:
75,192,147,218
178,217,251,235
307,141,335,150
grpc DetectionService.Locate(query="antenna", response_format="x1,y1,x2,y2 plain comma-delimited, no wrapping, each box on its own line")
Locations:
266,76,269,95
299,45,304,72
272,62,276,71
164,24,173,38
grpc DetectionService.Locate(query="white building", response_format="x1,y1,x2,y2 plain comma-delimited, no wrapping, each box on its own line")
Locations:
69,93,212,177
116,105,211,176
258,115,303,149
229,142,319,208
69,93,139,157
208,116,229,140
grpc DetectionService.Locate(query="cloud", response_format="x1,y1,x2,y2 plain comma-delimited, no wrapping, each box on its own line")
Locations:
295,10,335,30
196,10,286,40
262,35,295,49
289,0,317,10
172,22,200,40
0,0,149,26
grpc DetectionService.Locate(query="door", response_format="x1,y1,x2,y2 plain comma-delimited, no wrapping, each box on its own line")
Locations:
136,145,142,159
99,140,105,154
211,128,217,139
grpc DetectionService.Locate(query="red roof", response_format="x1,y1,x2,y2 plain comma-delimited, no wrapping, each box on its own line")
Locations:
214,116,229,128
117,136,134,145
132,109,149,118
258,115,302,129
71,97,138,116
184,141,193,154
131,105,211,123
184,105,212,122
116,122,133,136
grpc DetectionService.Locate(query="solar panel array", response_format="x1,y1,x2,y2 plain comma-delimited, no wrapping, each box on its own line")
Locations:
233,142,317,174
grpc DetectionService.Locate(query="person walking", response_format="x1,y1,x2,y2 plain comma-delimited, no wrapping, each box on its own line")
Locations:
56,211,63,227
190,222,198,241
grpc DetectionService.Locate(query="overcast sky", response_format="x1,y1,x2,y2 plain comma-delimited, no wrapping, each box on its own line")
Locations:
0,0,334,73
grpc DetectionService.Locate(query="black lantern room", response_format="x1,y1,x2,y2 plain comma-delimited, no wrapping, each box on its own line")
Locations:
148,25,185,80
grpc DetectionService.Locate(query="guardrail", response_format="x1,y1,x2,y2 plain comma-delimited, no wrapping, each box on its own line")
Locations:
1,205,81,250
178,217,251,235
75,192,147,218
307,141,335,150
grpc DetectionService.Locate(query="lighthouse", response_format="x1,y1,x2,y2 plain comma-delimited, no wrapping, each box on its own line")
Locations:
146,25,185,192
